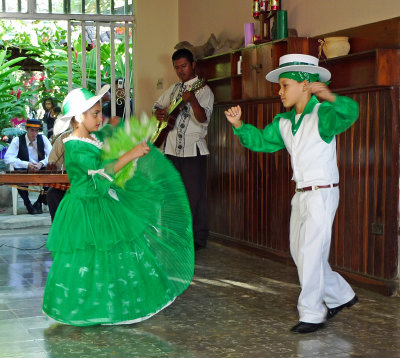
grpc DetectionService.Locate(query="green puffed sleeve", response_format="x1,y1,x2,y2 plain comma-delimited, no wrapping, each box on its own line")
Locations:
233,117,285,153
64,148,116,200
318,95,359,143
85,157,116,198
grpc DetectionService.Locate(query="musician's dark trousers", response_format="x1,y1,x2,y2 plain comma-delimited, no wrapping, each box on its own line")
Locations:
166,152,209,250
47,187,65,222
14,168,48,208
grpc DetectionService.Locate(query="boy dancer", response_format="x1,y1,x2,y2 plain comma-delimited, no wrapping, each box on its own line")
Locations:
225,54,359,333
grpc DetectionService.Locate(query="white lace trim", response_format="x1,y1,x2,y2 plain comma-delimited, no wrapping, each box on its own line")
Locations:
63,134,103,149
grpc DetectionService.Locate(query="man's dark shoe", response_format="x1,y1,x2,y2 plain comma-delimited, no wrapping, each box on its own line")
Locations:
25,203,36,215
290,321,324,333
42,195,47,206
33,201,43,214
327,295,358,320
194,243,207,251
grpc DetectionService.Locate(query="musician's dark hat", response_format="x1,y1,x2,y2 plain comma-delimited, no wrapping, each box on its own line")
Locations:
26,119,42,129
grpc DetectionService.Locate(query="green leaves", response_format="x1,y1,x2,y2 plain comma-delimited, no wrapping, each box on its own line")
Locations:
0,19,133,133
0,50,29,131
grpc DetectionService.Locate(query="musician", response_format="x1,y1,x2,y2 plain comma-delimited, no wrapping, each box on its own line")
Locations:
153,48,214,250
4,119,52,214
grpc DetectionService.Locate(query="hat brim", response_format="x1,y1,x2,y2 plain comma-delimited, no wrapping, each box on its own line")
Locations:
59,85,110,120
53,115,73,137
26,124,42,129
54,85,111,136
266,65,331,83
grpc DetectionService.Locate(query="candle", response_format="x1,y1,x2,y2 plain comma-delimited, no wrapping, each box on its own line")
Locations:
244,23,255,47
271,0,279,11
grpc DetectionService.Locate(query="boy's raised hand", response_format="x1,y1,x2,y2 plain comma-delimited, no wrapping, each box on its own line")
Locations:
307,82,336,102
224,105,242,128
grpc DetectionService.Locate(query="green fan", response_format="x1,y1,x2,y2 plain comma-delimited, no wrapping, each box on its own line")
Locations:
101,114,158,188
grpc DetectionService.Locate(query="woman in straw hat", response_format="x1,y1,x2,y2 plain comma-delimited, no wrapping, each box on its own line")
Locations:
42,86,194,326
225,54,359,333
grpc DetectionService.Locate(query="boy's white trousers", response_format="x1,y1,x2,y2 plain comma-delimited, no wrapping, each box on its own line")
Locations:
290,187,355,323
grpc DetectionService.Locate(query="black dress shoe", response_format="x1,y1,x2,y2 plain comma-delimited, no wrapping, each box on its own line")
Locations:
327,295,358,320
194,243,207,251
25,203,36,215
290,321,324,333
33,201,43,214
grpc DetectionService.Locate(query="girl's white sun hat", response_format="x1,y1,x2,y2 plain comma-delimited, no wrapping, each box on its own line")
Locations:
53,85,110,136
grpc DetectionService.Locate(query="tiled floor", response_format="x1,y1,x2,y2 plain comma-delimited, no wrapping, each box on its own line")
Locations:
1,225,400,357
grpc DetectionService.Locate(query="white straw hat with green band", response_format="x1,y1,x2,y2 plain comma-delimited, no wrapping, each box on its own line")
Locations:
266,54,331,83
53,85,110,136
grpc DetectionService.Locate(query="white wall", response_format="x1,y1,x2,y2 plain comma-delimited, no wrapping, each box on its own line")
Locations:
134,0,179,116
177,0,400,43
134,0,400,114
178,0,253,45
285,0,400,37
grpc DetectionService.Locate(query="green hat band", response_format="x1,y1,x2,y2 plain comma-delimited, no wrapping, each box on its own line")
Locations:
62,88,96,116
279,71,321,83
279,61,316,68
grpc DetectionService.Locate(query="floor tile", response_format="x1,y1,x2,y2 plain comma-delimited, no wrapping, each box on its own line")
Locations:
1,226,400,357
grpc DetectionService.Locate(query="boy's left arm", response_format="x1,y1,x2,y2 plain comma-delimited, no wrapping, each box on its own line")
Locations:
309,82,359,143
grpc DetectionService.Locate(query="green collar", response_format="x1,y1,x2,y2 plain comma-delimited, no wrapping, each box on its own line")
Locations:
276,95,319,135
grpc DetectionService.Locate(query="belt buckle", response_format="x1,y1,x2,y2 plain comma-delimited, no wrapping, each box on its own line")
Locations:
314,185,319,190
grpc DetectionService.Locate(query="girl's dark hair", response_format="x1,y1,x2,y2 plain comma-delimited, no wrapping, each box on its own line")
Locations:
42,97,57,110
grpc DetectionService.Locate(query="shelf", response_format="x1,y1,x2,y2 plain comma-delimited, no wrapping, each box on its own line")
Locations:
206,74,242,83
321,49,400,89
196,37,319,102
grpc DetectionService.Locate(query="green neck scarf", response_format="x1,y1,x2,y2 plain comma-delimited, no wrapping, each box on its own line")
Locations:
276,95,320,135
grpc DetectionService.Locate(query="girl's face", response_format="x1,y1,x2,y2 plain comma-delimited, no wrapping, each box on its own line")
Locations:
278,78,306,109
80,102,102,132
45,100,53,110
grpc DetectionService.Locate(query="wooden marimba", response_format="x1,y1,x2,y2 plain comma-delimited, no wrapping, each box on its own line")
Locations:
0,170,70,190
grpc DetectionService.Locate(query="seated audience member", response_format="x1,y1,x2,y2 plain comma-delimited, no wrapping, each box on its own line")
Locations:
4,119,52,214
46,128,72,221
42,97,59,138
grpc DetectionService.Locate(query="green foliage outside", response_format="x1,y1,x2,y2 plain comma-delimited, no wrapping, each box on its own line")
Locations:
0,19,132,149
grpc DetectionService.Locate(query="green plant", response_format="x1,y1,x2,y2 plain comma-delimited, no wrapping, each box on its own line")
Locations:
0,50,33,133
0,19,132,112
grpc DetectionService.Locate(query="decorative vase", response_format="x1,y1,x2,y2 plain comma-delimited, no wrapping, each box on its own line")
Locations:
319,37,350,59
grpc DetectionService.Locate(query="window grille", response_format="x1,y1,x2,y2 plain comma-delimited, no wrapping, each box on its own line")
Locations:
1,0,135,118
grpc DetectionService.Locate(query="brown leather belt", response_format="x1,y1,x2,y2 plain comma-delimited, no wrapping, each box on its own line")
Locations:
296,183,339,192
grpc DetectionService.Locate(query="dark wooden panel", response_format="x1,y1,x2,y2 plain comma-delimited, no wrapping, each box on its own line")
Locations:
241,47,258,99
256,45,274,98
207,87,400,295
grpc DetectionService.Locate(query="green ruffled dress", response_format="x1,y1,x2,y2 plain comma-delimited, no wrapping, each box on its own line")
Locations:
42,123,194,326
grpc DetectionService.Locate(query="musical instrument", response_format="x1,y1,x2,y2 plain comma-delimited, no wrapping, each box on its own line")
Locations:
0,170,70,190
151,78,206,148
